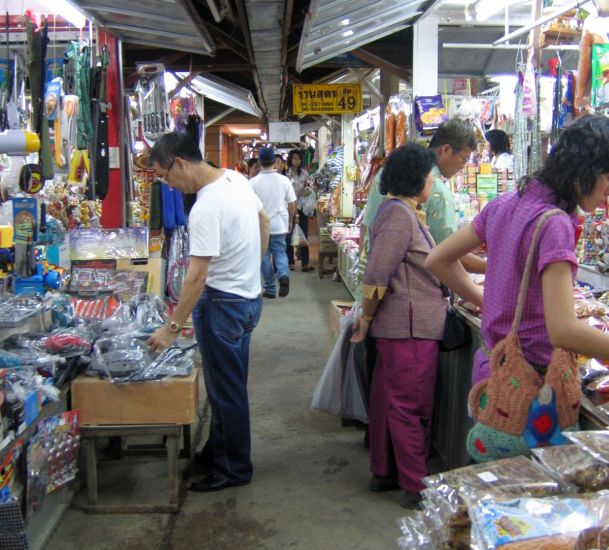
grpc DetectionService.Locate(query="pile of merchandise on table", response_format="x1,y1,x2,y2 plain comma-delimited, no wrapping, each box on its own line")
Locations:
330,222,360,292
398,434,609,549
0,290,195,540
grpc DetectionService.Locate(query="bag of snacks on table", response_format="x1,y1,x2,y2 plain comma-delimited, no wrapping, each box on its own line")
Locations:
564,430,609,464
532,444,609,493
464,490,609,550
422,456,565,550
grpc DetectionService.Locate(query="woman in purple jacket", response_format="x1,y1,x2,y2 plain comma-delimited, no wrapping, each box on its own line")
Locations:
351,143,447,509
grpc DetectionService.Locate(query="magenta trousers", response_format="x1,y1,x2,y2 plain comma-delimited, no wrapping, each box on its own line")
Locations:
369,337,439,492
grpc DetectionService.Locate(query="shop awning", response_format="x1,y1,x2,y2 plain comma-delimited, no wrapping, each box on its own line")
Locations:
175,72,263,119
70,0,215,56
296,0,428,72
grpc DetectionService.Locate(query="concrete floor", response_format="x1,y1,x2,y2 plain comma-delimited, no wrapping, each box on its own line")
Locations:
47,265,414,550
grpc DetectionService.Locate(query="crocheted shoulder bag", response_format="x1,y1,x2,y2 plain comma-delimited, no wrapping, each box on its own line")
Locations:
467,208,581,463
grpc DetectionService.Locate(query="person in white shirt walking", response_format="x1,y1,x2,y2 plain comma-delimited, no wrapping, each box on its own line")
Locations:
250,146,297,298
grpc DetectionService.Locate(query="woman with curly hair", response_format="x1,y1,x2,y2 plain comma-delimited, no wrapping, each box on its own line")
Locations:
427,115,609,458
351,143,447,509
286,149,314,271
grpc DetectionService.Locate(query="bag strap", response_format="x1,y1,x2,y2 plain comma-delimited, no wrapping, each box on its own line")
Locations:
511,208,566,332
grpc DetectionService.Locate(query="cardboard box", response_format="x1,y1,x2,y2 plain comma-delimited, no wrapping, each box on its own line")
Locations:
71,370,199,425
329,299,354,350
116,258,166,298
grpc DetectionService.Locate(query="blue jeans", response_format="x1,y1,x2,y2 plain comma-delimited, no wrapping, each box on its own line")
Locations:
192,286,263,483
261,233,289,294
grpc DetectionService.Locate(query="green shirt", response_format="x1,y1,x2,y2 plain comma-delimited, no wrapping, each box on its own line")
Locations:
423,165,457,244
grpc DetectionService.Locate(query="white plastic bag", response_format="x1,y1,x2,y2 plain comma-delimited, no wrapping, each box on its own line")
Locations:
291,224,309,247
311,314,351,416
301,190,316,217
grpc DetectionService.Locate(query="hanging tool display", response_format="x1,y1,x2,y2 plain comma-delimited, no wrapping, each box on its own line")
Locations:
91,45,109,200
25,16,53,182
136,63,169,143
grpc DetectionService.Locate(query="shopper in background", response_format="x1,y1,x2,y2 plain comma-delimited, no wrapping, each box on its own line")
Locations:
425,119,486,274
247,157,260,179
351,143,446,509
286,149,314,272
485,128,514,171
250,147,297,299
147,132,270,492
427,115,609,456
274,154,286,175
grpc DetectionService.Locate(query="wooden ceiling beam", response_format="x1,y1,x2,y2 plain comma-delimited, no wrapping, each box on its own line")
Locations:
351,48,411,82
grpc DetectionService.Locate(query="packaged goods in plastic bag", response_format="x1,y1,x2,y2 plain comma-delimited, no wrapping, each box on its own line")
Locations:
532,444,609,492
422,456,564,549
43,328,92,356
127,294,168,332
124,343,196,382
564,430,609,465
167,226,190,303
465,491,609,550
90,334,152,380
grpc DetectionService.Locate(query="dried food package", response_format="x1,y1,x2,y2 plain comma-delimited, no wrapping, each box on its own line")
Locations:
564,430,609,465
414,95,448,134
465,491,609,550
532,444,609,493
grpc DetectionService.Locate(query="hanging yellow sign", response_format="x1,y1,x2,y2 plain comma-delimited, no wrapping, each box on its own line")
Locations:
292,84,362,115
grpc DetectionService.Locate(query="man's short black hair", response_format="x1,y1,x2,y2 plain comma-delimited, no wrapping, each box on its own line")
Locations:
148,132,203,169
380,143,436,197
429,119,477,152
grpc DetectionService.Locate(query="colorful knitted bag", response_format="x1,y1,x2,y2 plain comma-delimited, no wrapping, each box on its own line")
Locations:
467,209,581,463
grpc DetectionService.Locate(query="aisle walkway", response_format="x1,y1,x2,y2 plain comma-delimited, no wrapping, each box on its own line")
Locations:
48,269,408,550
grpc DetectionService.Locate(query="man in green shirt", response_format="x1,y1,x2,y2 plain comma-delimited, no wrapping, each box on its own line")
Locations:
424,119,485,273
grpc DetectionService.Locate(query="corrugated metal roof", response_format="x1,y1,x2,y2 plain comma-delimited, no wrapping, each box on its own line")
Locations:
71,0,216,56
296,0,427,71
245,0,285,121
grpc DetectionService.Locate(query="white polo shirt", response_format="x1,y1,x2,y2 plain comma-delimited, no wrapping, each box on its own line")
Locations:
189,169,262,299
250,169,296,235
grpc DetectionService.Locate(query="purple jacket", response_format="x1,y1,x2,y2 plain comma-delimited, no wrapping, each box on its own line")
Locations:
365,199,446,340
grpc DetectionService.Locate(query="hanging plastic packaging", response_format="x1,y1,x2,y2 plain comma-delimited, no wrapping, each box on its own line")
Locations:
167,225,190,303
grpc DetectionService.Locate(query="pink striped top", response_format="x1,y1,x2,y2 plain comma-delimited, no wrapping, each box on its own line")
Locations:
473,180,579,366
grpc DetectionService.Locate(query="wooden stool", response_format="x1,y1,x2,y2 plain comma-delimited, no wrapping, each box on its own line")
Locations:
81,424,180,514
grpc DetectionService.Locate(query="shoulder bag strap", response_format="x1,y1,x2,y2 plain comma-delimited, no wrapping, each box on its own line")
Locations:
511,208,566,332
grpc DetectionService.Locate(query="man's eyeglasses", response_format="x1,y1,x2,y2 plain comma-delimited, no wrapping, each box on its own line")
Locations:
453,149,470,165
159,158,175,184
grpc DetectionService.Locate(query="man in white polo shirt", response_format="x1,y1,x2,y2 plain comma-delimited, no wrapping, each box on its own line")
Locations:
250,146,296,298
147,133,270,492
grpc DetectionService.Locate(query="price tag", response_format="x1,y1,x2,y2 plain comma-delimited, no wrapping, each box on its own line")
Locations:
477,471,499,483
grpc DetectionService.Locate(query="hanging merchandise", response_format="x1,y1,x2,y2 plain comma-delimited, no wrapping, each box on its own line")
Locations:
559,71,575,129
592,43,609,109
63,41,93,152
529,77,543,174
550,59,562,144
26,17,53,183
414,95,448,134
513,70,528,183
166,225,189,303
12,197,37,278
384,104,396,154
92,46,109,200
136,63,169,143
522,49,537,119
62,94,78,171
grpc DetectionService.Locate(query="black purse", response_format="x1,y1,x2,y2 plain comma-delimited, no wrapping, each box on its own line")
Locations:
418,221,472,352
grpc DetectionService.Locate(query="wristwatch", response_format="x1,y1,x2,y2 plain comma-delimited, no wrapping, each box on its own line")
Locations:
168,321,182,333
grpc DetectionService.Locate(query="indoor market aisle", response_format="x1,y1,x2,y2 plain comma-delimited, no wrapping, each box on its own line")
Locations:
47,268,408,550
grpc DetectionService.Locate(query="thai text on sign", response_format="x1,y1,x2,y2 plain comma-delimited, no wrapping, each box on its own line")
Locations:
292,84,362,115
